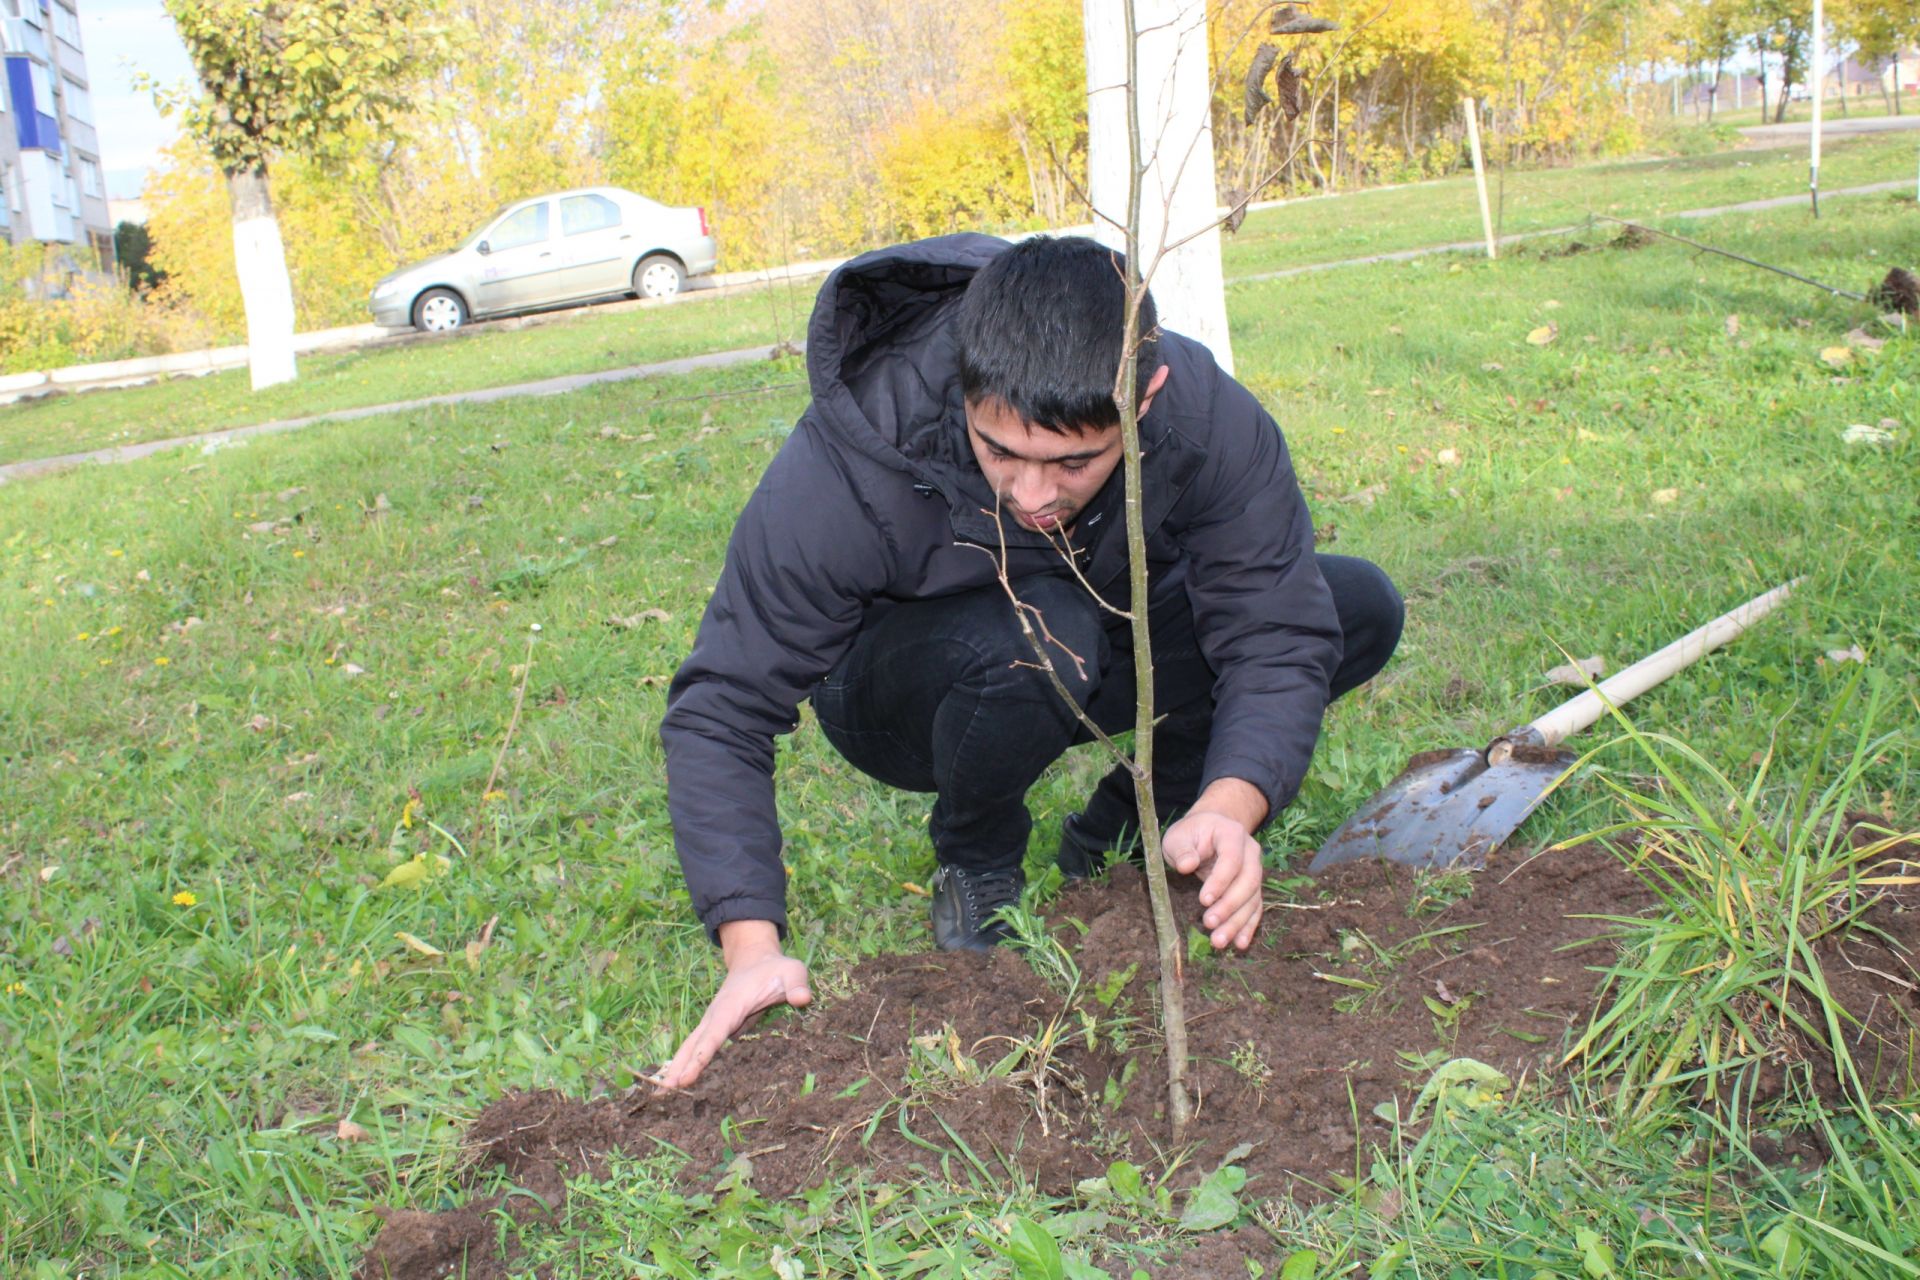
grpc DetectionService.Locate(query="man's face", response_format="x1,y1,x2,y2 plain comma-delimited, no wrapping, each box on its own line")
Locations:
964,397,1123,535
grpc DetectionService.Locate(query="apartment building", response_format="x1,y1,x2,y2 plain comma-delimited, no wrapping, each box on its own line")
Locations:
0,0,113,272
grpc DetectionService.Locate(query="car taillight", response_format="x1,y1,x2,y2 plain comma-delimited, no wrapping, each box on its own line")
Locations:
697,206,709,237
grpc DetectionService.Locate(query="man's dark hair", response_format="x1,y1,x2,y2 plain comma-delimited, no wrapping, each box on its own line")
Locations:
955,235,1159,435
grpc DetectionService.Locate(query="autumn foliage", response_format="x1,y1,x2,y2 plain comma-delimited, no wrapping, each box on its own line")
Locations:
54,0,1917,353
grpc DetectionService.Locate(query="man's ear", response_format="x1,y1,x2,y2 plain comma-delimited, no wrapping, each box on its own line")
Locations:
1137,364,1171,418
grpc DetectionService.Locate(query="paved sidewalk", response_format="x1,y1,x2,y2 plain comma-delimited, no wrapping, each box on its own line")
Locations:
0,344,798,486
1740,115,1920,141
1226,180,1910,284
4,178,1907,487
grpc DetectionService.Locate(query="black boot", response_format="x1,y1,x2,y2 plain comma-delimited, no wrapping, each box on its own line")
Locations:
929,864,1026,951
1056,813,1144,882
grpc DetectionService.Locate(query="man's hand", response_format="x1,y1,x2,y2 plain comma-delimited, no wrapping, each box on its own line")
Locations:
655,920,811,1089
1162,779,1269,953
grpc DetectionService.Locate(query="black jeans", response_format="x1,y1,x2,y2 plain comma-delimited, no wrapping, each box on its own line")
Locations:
811,554,1403,875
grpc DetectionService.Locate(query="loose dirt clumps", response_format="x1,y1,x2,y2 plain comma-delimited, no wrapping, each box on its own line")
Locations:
357,842,1920,1280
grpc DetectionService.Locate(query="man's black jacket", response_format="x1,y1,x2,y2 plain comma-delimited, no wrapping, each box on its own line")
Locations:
662,233,1342,941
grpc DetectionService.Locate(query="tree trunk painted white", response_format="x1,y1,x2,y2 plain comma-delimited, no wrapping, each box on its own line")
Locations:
1809,0,1824,216
227,164,298,391
1083,0,1233,375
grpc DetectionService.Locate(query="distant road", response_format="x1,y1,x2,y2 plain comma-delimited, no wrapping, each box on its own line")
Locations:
1741,115,1920,140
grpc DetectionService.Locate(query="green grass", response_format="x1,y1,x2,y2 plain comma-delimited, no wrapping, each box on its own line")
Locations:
0,279,817,467
0,191,1916,1276
6,132,1916,471
1224,130,1920,278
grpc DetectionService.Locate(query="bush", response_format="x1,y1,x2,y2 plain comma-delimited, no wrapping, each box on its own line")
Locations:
0,240,209,375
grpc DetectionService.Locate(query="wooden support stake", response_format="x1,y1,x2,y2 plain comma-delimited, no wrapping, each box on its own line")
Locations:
1465,98,1496,260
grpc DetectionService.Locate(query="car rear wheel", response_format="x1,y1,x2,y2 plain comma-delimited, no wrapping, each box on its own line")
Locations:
413,288,468,332
632,255,686,300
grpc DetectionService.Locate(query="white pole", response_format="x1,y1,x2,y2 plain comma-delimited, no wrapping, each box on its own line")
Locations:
1464,98,1496,260
1083,0,1233,373
1810,0,1824,216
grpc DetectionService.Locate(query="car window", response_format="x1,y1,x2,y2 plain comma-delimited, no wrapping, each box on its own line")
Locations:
561,194,622,236
489,203,550,252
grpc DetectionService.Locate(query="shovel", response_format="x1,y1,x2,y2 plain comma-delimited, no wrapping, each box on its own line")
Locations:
1308,578,1801,873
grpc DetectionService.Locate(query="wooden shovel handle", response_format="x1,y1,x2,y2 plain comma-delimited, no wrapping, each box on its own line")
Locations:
1490,578,1803,761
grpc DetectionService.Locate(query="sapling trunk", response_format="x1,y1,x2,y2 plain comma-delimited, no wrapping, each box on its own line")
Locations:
1117,0,1192,1139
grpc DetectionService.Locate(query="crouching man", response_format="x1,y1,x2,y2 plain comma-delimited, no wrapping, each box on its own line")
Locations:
655,233,1402,1087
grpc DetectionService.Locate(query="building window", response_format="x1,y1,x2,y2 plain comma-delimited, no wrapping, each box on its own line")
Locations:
52,3,79,49
78,154,97,197
28,61,53,115
60,74,88,124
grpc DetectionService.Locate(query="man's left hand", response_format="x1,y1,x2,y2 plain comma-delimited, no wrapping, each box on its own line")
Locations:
1162,807,1265,952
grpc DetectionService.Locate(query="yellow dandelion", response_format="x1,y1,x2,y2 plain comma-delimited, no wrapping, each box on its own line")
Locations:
172,891,198,907
107,549,123,558
293,550,307,559
3,982,23,996
98,658,111,667
1329,427,1347,435
482,790,506,803
41,598,53,606
153,656,170,667
105,626,121,637
75,632,90,641
1396,445,1408,454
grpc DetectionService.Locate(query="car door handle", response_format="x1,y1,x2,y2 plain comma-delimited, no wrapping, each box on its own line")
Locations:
618,233,632,240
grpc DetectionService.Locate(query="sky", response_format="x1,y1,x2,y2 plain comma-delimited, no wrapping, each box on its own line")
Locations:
80,0,193,200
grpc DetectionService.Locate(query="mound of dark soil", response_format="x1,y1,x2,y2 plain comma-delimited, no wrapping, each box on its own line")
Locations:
358,842,1920,1280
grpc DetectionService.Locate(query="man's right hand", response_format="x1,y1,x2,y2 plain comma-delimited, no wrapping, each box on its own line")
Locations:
654,919,811,1090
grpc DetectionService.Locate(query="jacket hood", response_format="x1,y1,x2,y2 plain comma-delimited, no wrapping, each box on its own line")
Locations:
804,232,1006,479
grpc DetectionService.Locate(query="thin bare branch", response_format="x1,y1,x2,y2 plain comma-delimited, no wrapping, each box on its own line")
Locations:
959,504,1140,775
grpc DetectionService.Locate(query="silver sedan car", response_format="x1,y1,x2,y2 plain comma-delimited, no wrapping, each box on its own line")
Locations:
368,187,719,332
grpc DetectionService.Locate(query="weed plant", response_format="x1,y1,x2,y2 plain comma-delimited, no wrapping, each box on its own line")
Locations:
1563,671,1920,1119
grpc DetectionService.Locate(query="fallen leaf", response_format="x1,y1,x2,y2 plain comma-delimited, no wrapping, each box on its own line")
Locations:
395,931,443,958
1841,423,1895,444
276,487,305,503
1480,361,1504,372
1825,644,1867,665
1340,483,1388,506
39,866,59,882
283,791,312,805
1542,299,1561,310
597,536,618,547
1651,488,1680,504
607,609,672,628
1434,979,1458,1004
1844,328,1885,352
378,855,447,890
464,914,500,970
245,714,272,732
247,521,279,535
1526,323,1559,346
1545,656,1607,686
337,1119,370,1143
1819,346,1854,368
1724,314,1740,337
1435,448,1460,466
341,663,366,677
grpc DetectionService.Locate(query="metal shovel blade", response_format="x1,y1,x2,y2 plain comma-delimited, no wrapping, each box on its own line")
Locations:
1308,742,1576,873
